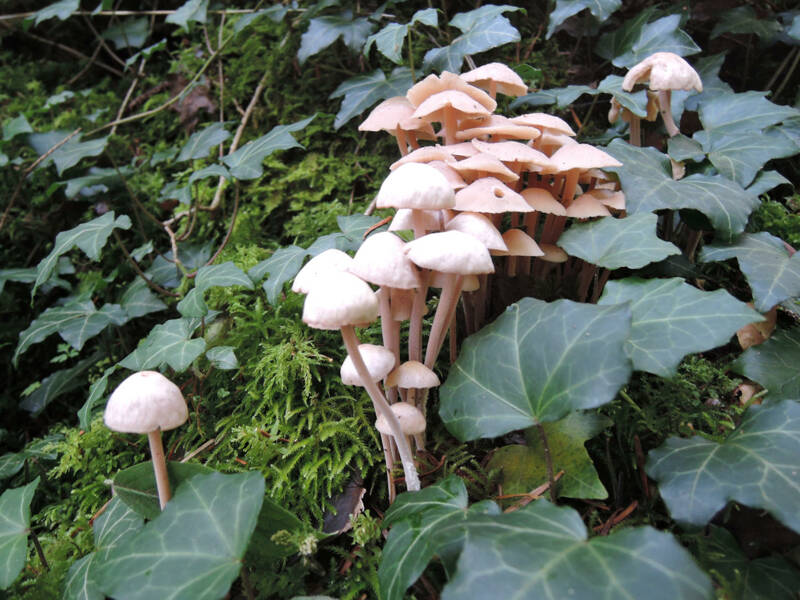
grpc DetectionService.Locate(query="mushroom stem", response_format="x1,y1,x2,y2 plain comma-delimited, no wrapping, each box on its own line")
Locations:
424,274,464,370
443,107,458,145
148,430,171,510
380,432,397,503
658,90,680,137
409,271,430,363
341,326,420,492
394,128,409,156
378,288,399,403
629,116,642,146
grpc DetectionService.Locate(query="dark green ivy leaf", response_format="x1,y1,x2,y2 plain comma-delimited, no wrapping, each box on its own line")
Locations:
710,6,783,42
330,68,414,129
2,115,33,141
0,478,39,589
599,13,700,68
119,318,206,372
20,355,97,415
249,245,308,306
102,18,149,50
297,11,375,64
732,328,800,402
547,0,622,38
364,8,437,64
647,400,800,533
165,0,208,31
222,116,314,179
30,0,78,25
177,123,230,161
440,298,632,440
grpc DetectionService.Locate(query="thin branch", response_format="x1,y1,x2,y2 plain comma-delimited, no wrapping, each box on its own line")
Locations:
0,22,123,77
82,14,127,68
0,9,284,22
66,41,103,86
0,128,82,232
112,57,147,136
113,230,180,297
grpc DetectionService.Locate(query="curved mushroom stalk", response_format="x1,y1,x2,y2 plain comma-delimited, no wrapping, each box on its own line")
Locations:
147,430,171,509
340,326,420,492
424,273,463,370
657,90,680,137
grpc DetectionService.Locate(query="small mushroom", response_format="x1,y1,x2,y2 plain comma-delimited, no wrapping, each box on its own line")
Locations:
104,371,189,510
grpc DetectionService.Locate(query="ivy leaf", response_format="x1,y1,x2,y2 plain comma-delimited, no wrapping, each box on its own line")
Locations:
188,164,230,185
249,245,308,305
683,53,734,112
598,13,700,68
165,0,208,30
124,39,167,69
488,412,611,500
547,0,622,38
364,8,438,63
177,123,230,161
441,498,711,600
647,400,800,533
31,0,78,25
423,5,522,73
63,497,144,600
112,462,213,520
14,300,127,364
696,91,800,138
119,318,206,372
177,262,253,318
2,115,33,141
20,355,97,415
335,214,385,251
0,478,39,589
102,18,149,50
605,139,759,242
205,346,238,370
731,328,800,402
297,11,375,64
747,170,791,197
78,366,117,429
439,298,632,440
598,278,763,377
699,232,800,312
222,116,314,179
667,134,705,162
120,281,167,319
512,75,649,118
693,526,800,600
702,128,799,188
46,135,109,176
380,476,501,600
233,6,289,33
0,455,25,481
558,214,680,270
97,471,264,600
330,68,414,129
61,166,134,200
711,6,783,42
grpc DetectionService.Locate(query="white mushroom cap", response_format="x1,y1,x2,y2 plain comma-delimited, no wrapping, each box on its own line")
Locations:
349,232,421,289
404,230,494,275
340,344,396,386
622,52,703,92
292,249,354,294
302,272,379,330
375,402,426,435
389,208,442,234
376,162,455,210
386,360,440,389
104,371,188,434
445,212,508,251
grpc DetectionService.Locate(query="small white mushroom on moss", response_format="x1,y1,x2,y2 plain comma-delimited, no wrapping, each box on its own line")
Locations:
375,402,427,450
104,371,188,510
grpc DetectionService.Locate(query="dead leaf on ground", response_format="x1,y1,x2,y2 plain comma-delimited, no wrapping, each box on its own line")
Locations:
736,304,777,349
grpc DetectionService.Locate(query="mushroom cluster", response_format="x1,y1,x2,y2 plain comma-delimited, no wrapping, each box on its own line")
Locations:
296,62,627,501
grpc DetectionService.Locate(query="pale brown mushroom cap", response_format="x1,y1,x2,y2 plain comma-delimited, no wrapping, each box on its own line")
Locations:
441,142,481,158
549,143,622,172
539,243,569,263
407,72,497,112
471,139,554,171
461,62,528,97
445,212,508,251
493,229,544,257
456,115,540,141
428,160,468,190
386,360,440,389
510,113,576,136
451,152,519,183
585,188,626,211
622,52,703,93
404,230,494,274
340,344,396,385
566,193,612,218
292,249,354,294
537,132,578,156
412,90,493,124
521,187,566,215
104,371,188,434
349,231,421,289
377,162,455,210
375,402,426,435
359,96,416,132
454,177,532,213
302,271,379,330
390,145,454,170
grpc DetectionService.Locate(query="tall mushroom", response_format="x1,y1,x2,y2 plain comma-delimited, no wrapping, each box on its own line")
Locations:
104,371,189,510
302,271,421,492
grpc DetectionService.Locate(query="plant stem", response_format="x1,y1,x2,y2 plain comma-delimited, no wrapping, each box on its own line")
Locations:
30,531,49,571
536,423,557,503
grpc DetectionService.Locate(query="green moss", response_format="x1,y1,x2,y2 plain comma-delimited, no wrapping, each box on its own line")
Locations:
749,199,800,247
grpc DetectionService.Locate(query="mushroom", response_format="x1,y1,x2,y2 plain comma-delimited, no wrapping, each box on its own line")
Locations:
461,62,528,99
375,402,427,454
104,371,189,510
302,271,421,492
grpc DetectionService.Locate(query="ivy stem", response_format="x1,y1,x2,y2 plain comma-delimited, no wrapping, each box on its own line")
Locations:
536,423,557,503
30,531,49,571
